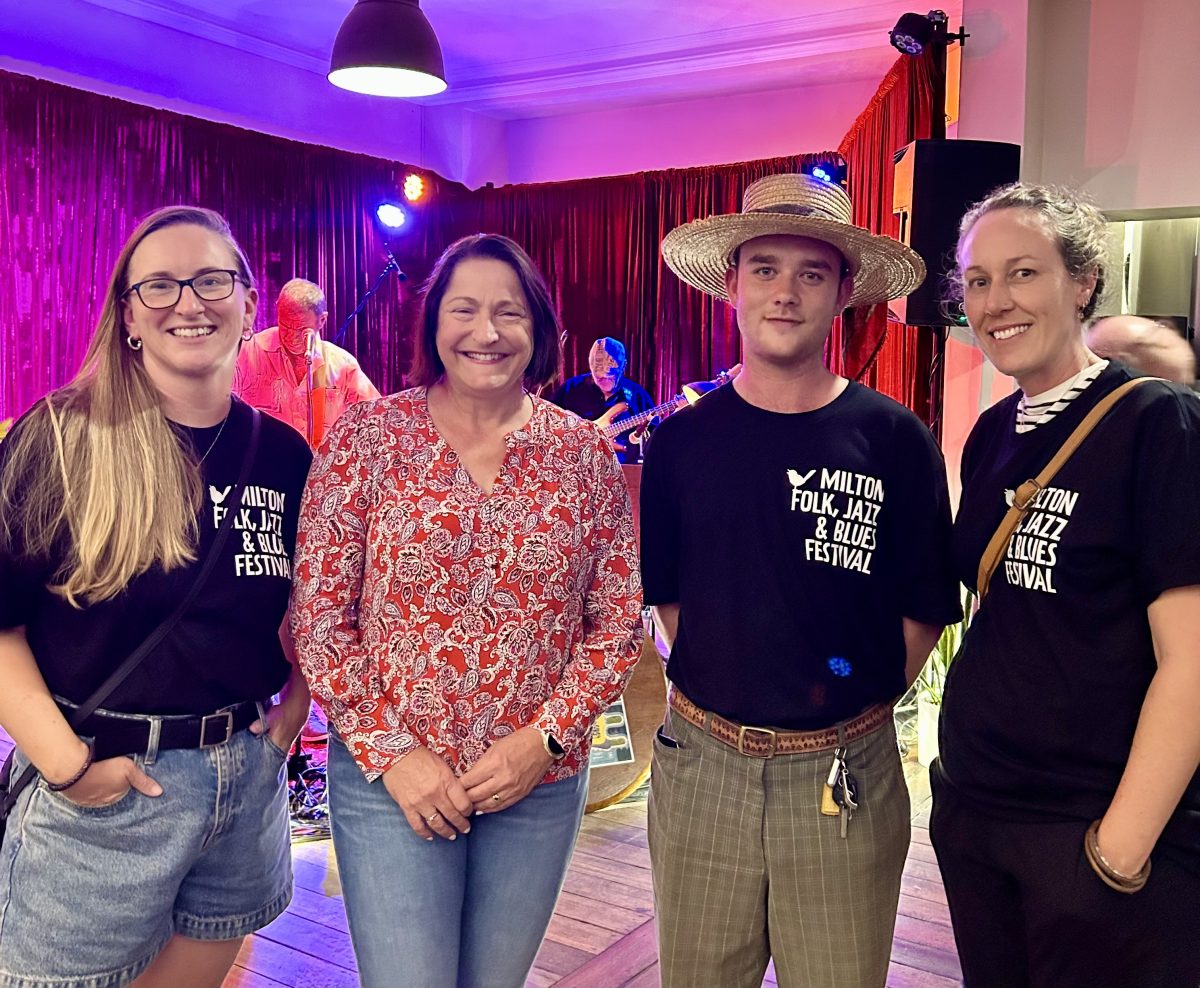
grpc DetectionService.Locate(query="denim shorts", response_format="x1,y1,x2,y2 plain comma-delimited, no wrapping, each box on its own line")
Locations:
0,726,293,988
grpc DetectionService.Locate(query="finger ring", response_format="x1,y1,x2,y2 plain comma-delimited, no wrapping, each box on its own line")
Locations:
491,793,502,803
427,811,442,823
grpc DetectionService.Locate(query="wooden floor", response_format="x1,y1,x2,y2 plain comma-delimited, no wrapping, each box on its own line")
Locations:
0,733,962,988
225,765,961,988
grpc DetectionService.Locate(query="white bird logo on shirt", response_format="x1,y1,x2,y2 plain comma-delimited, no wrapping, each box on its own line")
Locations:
209,484,232,505
787,468,815,488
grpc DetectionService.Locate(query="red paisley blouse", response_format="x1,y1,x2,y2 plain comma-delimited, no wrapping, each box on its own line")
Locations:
291,388,642,782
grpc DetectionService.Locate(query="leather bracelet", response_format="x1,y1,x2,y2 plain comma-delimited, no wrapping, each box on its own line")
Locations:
1084,819,1150,894
45,738,95,792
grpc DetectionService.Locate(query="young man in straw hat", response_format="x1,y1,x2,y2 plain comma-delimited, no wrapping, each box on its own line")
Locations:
642,173,961,987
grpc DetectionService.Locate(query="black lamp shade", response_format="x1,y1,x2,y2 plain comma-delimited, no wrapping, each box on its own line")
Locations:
328,0,447,98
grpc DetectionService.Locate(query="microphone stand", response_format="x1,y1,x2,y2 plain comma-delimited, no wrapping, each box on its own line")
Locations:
331,247,408,349
304,328,315,447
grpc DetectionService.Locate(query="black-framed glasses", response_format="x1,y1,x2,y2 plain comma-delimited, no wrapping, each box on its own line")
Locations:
123,270,245,309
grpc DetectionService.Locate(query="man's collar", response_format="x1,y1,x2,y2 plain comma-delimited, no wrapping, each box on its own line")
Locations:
263,325,326,366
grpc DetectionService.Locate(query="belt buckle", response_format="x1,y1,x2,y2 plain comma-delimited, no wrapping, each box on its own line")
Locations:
200,711,234,748
737,724,777,758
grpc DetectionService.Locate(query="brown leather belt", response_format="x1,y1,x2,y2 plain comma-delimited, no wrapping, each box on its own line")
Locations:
668,688,893,758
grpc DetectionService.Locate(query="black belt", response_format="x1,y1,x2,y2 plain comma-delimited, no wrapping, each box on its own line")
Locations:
56,698,262,762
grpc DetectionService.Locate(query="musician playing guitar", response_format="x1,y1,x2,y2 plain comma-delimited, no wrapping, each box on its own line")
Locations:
546,337,655,463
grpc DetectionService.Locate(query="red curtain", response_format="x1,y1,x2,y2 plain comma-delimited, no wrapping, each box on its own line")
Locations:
0,64,936,423
830,50,942,422
0,71,417,420
398,156,845,408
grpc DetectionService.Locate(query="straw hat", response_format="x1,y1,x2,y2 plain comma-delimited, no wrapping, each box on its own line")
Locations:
661,173,926,308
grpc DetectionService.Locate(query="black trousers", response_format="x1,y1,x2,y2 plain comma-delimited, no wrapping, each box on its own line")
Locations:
929,762,1200,988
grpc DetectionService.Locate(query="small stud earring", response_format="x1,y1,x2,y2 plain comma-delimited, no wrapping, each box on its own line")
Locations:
126,336,143,351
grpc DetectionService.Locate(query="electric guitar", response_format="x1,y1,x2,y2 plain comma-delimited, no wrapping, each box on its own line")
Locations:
597,364,742,444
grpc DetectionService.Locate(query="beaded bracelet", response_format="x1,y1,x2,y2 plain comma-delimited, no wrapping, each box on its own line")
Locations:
45,738,95,792
1084,819,1150,894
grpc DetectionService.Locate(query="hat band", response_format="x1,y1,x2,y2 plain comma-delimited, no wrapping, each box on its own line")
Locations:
746,204,845,222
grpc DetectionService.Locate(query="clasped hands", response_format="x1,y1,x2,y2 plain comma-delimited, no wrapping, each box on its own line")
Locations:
382,727,555,841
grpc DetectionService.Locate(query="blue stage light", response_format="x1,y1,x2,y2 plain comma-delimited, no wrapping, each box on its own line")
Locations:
376,202,407,229
803,158,848,188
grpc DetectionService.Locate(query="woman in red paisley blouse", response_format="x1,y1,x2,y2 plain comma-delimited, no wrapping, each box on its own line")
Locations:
291,233,643,988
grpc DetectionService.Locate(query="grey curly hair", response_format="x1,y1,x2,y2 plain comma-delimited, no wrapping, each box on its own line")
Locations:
948,182,1111,321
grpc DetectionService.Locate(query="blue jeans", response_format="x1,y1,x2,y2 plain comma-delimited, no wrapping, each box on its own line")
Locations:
327,735,587,988
0,726,291,988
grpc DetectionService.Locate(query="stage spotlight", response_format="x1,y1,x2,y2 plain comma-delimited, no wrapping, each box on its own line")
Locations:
376,202,408,229
889,10,968,56
803,158,848,188
890,11,936,55
403,173,425,202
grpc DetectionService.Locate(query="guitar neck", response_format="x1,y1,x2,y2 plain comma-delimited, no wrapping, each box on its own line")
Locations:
601,397,684,438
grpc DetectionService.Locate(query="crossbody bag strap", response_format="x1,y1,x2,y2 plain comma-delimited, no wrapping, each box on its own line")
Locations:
1,407,262,815
976,378,1153,601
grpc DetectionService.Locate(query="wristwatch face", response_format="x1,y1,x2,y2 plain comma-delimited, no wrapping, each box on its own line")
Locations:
547,733,566,757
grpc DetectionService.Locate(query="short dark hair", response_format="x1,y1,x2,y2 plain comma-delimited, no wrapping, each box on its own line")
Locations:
410,234,562,390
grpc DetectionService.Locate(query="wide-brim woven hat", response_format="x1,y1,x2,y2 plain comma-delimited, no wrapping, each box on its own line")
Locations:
661,173,926,309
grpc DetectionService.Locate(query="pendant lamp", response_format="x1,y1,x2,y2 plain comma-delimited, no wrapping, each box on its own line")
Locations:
328,0,447,98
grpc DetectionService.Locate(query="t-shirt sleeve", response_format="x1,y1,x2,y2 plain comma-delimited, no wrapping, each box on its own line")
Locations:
894,419,962,626
639,420,681,605
1132,388,1200,601
0,407,54,630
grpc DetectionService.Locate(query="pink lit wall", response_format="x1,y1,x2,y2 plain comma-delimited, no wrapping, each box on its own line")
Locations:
1031,0,1200,213
0,0,499,189
942,331,1016,509
501,78,879,185
960,0,1200,213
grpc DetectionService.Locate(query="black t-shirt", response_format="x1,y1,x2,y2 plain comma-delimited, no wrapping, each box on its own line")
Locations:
547,373,655,464
640,382,960,729
0,397,311,715
940,363,1200,856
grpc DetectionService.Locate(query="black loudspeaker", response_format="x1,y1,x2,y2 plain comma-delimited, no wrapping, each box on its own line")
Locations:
892,139,1021,326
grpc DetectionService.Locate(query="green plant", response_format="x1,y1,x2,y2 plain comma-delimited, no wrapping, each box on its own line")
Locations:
915,586,973,706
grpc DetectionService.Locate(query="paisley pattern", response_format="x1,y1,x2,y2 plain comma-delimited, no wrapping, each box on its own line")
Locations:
291,388,642,782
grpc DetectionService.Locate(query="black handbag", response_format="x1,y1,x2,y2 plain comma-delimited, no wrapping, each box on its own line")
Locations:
0,408,261,838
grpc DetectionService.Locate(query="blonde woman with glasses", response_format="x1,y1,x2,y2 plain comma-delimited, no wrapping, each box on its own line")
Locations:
0,206,312,988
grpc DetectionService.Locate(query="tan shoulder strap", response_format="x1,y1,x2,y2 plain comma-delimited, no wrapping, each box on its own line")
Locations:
976,377,1155,601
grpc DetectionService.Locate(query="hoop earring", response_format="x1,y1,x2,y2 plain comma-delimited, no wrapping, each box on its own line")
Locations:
125,335,143,351
242,328,253,342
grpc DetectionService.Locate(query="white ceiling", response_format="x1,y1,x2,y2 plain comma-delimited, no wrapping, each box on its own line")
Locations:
71,0,961,119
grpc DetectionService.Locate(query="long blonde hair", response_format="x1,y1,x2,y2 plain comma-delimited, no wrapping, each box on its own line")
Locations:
0,206,256,606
